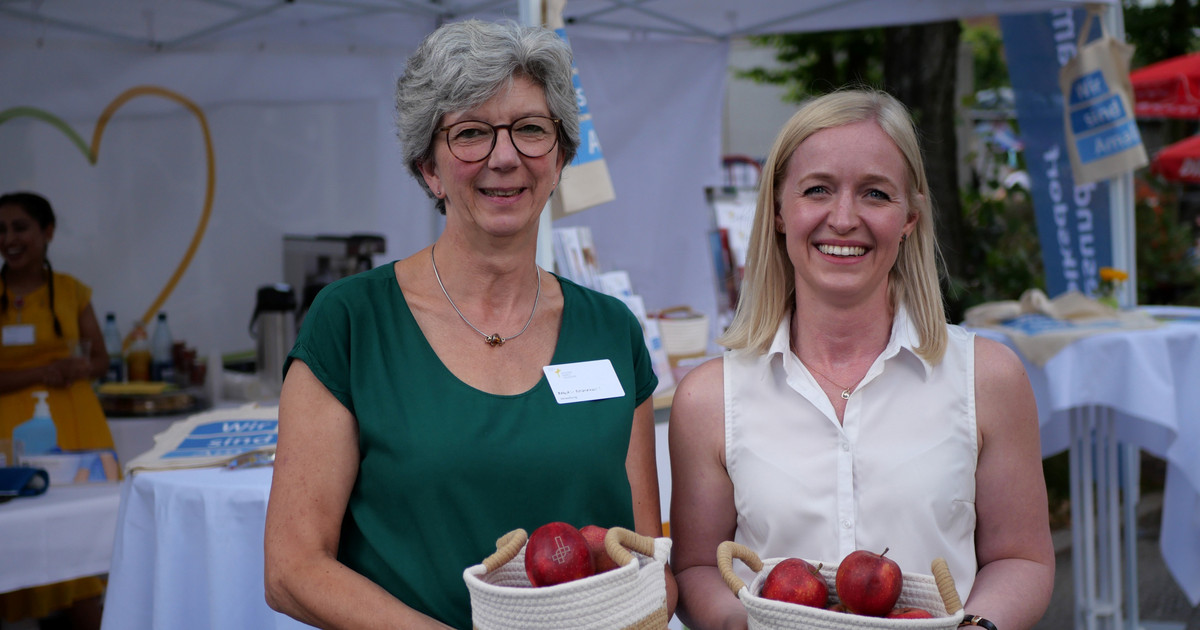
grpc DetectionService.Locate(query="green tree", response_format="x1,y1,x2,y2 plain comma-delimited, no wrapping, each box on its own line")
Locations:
962,22,1009,94
736,30,884,100
740,3,1200,317
1123,0,1199,145
1122,0,1198,68
739,22,970,319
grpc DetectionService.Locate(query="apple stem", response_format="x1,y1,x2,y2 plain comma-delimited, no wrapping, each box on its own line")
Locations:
881,547,890,558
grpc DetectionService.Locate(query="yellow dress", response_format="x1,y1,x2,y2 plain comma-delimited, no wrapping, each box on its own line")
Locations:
0,272,114,622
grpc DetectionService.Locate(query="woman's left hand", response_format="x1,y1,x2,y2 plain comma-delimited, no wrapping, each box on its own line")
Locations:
49,356,92,384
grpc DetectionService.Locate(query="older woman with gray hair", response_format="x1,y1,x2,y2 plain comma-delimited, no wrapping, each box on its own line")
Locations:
264,19,668,629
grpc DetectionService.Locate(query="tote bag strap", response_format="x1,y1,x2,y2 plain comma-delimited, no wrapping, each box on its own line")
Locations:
1075,3,1109,48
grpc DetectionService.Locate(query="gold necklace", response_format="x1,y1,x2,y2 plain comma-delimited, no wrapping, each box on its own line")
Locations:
798,357,858,400
430,244,541,347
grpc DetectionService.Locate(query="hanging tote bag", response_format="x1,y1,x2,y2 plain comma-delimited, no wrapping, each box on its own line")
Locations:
1058,5,1148,185
717,542,965,630
463,527,671,630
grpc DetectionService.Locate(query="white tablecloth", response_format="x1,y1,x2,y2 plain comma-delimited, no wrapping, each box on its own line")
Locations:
100,467,312,630
974,310,1200,606
0,482,121,594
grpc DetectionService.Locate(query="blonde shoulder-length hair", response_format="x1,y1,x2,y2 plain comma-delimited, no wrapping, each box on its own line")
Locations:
717,88,948,364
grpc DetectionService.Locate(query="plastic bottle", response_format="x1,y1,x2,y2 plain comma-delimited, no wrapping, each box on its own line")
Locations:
102,312,125,382
13,391,58,461
150,312,176,383
126,322,152,382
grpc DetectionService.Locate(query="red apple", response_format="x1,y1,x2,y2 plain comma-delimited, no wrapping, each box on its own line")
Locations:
887,607,934,619
826,602,849,613
834,548,903,617
759,558,829,608
524,522,594,587
579,525,620,573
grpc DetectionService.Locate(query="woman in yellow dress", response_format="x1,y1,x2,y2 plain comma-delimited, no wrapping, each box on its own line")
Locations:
1,191,114,629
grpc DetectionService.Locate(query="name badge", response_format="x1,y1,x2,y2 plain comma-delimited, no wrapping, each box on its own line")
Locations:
543,359,624,404
2,324,35,346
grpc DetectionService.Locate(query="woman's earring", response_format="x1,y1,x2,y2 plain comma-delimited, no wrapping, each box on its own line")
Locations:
900,233,908,244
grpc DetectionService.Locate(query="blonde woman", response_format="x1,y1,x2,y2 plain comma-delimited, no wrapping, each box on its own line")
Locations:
669,89,1053,630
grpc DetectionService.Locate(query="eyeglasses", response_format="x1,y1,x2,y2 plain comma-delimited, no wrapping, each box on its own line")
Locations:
437,116,561,163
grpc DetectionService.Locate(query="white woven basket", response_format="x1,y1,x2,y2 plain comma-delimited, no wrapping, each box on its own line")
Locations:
656,306,710,359
464,527,671,630
718,542,966,630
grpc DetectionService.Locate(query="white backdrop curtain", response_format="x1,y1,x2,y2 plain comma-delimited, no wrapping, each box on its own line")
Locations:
0,36,728,358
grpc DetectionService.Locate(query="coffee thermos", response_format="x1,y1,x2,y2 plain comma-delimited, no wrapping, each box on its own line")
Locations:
250,284,297,395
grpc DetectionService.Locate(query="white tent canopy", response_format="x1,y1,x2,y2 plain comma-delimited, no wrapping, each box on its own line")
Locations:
0,0,1113,361
1,0,1111,47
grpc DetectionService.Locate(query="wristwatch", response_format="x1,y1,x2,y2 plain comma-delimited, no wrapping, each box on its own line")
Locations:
960,614,998,629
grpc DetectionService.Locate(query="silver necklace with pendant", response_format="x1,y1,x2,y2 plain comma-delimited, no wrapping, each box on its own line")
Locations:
430,244,541,347
798,357,858,400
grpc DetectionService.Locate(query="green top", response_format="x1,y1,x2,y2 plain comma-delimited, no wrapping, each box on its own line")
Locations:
286,263,657,629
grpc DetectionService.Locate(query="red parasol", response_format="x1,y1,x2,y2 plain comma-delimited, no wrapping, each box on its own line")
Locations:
1130,51,1200,119
1149,134,1200,183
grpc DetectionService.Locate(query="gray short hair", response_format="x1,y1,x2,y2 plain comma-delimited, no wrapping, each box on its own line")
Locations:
396,19,580,213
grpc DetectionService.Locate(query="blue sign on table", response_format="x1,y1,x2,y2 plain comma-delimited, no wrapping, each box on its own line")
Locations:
162,419,278,459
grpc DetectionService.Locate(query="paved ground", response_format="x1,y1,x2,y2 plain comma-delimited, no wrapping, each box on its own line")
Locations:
1034,492,1200,630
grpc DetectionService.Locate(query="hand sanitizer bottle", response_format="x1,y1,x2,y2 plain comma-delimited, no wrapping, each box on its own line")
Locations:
13,391,58,462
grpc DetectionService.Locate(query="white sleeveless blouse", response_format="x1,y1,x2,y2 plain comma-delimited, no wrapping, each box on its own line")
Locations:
725,307,978,602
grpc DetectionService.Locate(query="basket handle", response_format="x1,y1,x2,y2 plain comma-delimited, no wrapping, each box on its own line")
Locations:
716,541,764,596
482,529,528,573
655,305,698,319
931,557,963,614
604,526,657,567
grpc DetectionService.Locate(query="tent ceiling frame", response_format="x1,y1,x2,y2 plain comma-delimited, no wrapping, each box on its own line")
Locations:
0,0,1116,51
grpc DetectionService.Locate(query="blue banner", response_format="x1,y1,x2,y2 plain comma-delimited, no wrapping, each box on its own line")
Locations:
556,28,605,167
1001,10,1112,298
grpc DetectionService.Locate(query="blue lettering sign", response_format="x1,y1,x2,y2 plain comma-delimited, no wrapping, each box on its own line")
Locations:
160,418,279,459
572,118,603,166
1069,70,1108,105
163,433,277,458
573,72,590,115
1077,119,1142,163
556,27,605,169
1069,94,1126,134
187,419,277,435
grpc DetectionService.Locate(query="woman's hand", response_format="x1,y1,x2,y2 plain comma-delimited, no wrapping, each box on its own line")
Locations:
40,362,68,388
44,357,91,386
64,356,93,382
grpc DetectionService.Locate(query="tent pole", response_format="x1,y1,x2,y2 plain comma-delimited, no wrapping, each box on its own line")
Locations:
1102,3,1138,308
519,0,557,273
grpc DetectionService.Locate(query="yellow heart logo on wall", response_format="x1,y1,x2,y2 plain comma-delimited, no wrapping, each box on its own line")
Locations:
0,85,215,348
